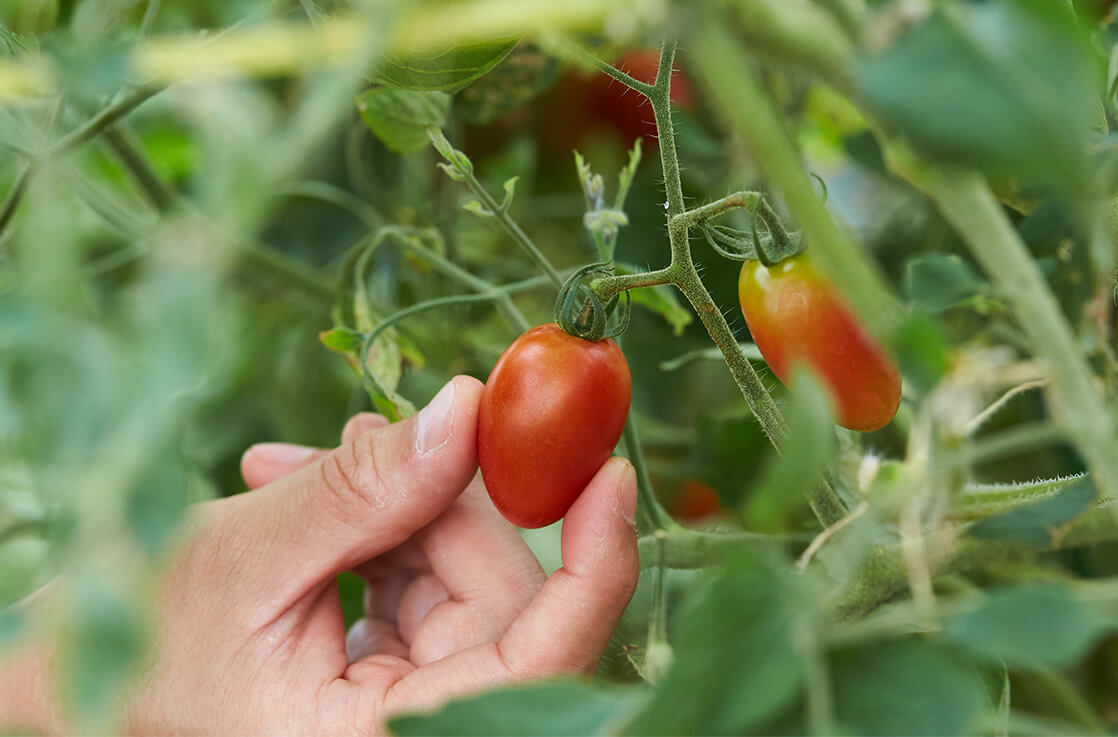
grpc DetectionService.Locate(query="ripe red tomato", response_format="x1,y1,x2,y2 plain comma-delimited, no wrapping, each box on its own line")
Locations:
738,254,901,432
672,480,722,522
478,323,632,528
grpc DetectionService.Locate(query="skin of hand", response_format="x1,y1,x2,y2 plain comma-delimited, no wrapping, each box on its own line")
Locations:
0,376,639,735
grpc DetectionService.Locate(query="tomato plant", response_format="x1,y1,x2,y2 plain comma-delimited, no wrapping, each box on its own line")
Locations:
477,323,632,528
737,253,902,432
7,2,1118,735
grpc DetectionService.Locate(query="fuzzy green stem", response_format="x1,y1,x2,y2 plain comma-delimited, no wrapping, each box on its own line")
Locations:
591,266,675,302
622,414,674,533
636,527,801,569
550,37,653,96
100,124,176,211
647,38,846,526
672,190,763,231
457,166,564,289
362,276,550,346
651,38,686,217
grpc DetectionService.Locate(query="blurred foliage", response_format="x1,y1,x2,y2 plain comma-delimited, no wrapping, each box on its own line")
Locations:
3,0,1118,734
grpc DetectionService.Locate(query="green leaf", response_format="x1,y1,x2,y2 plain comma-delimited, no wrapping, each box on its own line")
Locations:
318,327,364,355
856,1,1093,189
891,311,952,398
614,139,644,211
372,38,519,92
629,286,692,336
623,552,806,735
126,447,189,557
944,586,1109,669
356,88,450,153
690,410,768,509
499,176,518,211
970,475,1096,547
744,367,834,532
902,253,985,313
390,679,646,736
833,639,986,736
458,42,560,124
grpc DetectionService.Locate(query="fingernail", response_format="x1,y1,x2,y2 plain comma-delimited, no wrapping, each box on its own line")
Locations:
249,442,318,464
607,458,638,528
619,462,637,528
416,379,457,454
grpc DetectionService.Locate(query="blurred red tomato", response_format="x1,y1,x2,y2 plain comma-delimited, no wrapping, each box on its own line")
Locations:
672,480,722,522
465,48,694,162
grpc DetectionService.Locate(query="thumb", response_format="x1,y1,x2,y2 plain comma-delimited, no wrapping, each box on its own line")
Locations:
221,376,483,607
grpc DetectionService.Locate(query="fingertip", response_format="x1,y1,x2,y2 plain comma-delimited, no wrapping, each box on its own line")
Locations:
560,456,639,580
241,442,323,489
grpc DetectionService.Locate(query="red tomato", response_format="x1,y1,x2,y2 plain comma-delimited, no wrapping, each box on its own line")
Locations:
672,480,722,522
738,254,901,432
478,323,632,528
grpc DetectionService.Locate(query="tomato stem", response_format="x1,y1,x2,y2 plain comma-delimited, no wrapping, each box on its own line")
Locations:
552,37,655,97
620,415,674,533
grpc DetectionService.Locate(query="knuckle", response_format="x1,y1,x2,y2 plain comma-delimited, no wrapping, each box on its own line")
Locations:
318,436,393,517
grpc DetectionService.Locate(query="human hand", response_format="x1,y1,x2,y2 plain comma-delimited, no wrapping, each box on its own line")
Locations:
2,376,639,735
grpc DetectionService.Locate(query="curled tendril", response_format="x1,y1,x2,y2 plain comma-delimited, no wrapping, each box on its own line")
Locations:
554,261,633,342
808,172,829,205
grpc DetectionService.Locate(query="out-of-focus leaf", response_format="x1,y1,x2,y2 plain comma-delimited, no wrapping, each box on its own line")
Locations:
126,448,189,557
390,680,646,736
902,253,985,313
744,367,834,532
944,586,1109,669
629,286,691,336
623,552,807,735
0,608,24,650
0,26,39,57
372,38,519,92
459,42,560,124
356,88,450,153
857,1,1093,189
691,409,768,509
50,41,130,98
319,326,364,356
891,311,952,398
833,639,986,736
970,475,1096,546
62,576,145,726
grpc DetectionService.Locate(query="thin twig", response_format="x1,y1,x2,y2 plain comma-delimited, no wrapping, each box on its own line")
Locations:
963,378,1049,435
796,502,868,571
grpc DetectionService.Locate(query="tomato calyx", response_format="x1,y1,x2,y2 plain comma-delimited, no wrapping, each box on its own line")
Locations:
555,261,632,341
699,194,805,267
